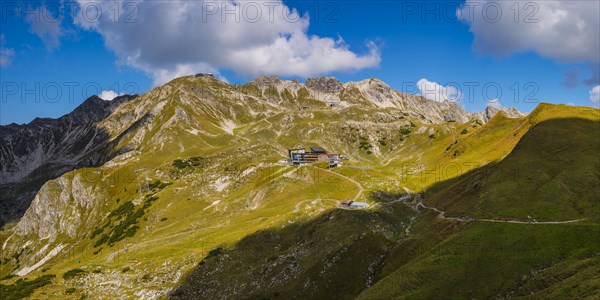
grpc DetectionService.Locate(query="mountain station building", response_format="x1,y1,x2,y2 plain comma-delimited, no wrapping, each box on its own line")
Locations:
288,147,342,167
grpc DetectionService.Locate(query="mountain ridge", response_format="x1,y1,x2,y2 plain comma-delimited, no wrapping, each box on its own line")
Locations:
3,76,590,300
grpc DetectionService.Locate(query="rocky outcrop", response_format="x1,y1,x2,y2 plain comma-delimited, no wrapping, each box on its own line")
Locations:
15,173,104,240
0,95,135,226
305,77,344,94
342,79,476,123
250,75,281,88
0,95,135,184
240,76,524,125
3,171,107,276
477,105,527,122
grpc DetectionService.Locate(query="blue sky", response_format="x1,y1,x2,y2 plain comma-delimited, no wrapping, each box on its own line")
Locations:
1,0,599,125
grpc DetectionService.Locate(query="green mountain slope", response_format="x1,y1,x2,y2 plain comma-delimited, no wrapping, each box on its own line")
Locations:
358,222,599,299
357,104,600,299
0,76,597,299
167,103,600,299
423,105,600,222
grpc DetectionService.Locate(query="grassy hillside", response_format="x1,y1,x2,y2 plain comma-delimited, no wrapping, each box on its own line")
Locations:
357,104,600,299
167,104,600,299
358,222,600,299
0,74,598,299
171,204,416,299
423,109,600,222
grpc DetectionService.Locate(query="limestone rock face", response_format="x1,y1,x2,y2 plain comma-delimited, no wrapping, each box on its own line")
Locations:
15,173,104,241
0,95,136,227
251,75,281,88
477,105,527,122
4,171,106,276
305,77,344,94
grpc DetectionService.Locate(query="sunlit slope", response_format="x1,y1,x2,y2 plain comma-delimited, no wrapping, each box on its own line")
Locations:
424,104,600,221
170,203,418,299
357,104,600,299
336,108,532,201
2,73,597,300
1,158,361,298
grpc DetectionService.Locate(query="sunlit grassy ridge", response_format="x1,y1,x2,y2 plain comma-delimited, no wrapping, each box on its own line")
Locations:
356,105,600,299
424,108,600,221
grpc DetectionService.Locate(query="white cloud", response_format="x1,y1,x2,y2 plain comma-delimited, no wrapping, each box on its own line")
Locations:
26,6,65,51
74,0,380,86
590,86,600,104
147,63,219,87
98,90,123,101
487,98,502,109
0,48,14,66
458,1,600,63
416,78,461,102
0,35,15,67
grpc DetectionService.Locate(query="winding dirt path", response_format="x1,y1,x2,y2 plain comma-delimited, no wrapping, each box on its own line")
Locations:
416,201,587,224
475,218,587,224
288,166,364,213
317,167,364,202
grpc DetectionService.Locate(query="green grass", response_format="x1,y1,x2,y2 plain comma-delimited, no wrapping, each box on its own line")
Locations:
171,203,416,299
511,256,600,299
63,268,85,280
1,77,598,300
425,117,600,221
0,274,55,300
358,222,600,299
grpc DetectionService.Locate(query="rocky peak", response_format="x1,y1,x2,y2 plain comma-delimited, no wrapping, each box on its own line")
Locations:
500,107,526,118
251,75,281,88
67,95,135,125
343,78,395,106
305,77,344,94
481,105,526,122
0,94,136,226
365,78,392,96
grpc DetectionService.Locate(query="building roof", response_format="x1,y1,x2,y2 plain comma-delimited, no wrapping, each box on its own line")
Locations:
310,147,327,153
350,202,368,207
